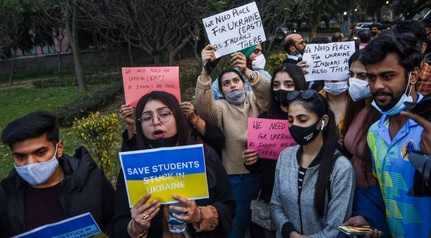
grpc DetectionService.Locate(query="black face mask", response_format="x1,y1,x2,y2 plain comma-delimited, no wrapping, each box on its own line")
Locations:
288,120,321,145
145,135,178,148
273,90,292,106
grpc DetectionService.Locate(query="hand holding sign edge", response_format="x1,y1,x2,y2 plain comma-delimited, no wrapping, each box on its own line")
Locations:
129,194,161,237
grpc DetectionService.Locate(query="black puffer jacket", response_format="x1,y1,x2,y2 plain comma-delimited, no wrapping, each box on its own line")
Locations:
0,146,115,237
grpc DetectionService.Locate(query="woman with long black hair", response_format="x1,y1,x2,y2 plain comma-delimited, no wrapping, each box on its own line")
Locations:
244,64,307,238
113,91,235,238
271,90,355,238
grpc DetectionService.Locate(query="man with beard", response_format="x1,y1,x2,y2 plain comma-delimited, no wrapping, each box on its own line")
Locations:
282,33,314,89
370,23,382,38
361,32,431,238
283,33,306,64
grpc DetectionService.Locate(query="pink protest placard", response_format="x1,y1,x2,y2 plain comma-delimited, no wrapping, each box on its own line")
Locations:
247,118,296,160
122,67,181,106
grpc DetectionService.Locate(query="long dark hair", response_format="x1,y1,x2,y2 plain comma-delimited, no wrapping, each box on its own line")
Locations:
134,91,191,149
342,52,380,186
342,51,365,137
269,64,307,116
217,68,245,96
291,94,338,218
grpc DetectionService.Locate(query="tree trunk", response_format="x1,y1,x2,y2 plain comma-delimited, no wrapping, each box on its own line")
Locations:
309,12,321,40
127,39,134,66
57,38,64,80
168,52,175,65
8,59,15,86
192,36,201,66
168,34,193,65
65,0,86,93
57,53,64,80
153,54,161,64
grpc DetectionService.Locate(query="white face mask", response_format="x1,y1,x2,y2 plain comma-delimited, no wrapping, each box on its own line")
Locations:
15,145,59,186
324,81,348,95
252,54,266,70
348,77,371,102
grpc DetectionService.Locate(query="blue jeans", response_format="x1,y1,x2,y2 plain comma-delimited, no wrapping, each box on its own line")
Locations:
228,174,259,238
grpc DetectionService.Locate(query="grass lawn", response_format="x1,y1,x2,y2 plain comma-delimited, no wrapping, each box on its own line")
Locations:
0,84,120,179
0,58,201,179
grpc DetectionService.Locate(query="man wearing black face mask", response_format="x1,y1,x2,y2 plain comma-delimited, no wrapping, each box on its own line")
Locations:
361,32,431,238
0,111,114,237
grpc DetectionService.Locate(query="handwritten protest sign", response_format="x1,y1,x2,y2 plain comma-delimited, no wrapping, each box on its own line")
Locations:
14,213,106,238
119,144,209,207
202,2,266,58
247,118,296,160
302,41,355,81
122,66,180,106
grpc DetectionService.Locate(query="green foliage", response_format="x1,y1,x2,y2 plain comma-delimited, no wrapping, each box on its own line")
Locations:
0,84,105,180
56,81,122,127
32,73,119,88
0,86,85,131
0,0,56,54
266,51,287,74
72,112,121,181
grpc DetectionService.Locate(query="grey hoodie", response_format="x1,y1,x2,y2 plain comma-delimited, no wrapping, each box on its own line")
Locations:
271,145,355,238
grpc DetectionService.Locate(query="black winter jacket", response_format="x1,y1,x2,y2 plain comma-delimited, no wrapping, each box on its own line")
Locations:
0,146,115,237
112,137,235,238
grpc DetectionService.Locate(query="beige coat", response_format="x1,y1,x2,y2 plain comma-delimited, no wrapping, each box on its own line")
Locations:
194,71,270,174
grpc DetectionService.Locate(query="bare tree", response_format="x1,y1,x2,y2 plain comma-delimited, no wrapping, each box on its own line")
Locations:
37,0,87,93
77,0,206,65
0,1,22,85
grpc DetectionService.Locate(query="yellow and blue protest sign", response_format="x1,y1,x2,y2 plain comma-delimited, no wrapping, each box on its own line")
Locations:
119,144,209,207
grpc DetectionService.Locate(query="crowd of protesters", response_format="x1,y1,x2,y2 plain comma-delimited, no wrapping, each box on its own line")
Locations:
1,17,431,238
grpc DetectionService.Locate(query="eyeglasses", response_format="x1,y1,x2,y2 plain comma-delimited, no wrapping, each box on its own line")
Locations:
139,107,173,124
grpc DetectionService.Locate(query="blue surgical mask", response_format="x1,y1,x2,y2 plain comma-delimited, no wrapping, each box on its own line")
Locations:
225,89,246,105
371,73,414,116
15,146,59,186
324,81,348,95
348,77,371,102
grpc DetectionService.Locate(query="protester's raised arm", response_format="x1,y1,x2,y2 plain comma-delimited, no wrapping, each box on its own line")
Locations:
194,45,223,126
230,51,270,113
249,72,271,113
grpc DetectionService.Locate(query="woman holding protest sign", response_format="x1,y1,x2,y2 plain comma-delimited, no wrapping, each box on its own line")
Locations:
113,91,235,238
244,64,307,238
271,90,354,238
119,101,226,158
195,44,271,238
